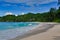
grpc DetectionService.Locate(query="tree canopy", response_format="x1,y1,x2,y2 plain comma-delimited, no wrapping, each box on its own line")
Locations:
0,7,60,22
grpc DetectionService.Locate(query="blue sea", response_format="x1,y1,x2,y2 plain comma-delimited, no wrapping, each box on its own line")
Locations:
0,22,39,40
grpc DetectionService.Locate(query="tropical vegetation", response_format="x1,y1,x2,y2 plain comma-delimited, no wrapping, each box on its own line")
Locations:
0,7,60,22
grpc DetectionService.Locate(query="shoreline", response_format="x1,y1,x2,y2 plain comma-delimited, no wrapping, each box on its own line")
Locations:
9,23,58,40
21,24,60,40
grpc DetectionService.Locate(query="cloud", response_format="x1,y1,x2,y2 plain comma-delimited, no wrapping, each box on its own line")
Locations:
21,12,25,15
0,0,57,13
5,12,13,15
0,0,57,8
15,14,18,16
1,4,12,6
1,0,57,5
0,1,31,7
0,1,16,6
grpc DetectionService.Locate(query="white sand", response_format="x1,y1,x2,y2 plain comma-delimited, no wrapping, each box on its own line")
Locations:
21,24,60,40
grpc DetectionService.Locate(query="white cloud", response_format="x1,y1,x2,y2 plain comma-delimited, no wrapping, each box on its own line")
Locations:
3,0,57,4
0,0,57,7
5,12,13,15
21,12,25,15
15,14,18,16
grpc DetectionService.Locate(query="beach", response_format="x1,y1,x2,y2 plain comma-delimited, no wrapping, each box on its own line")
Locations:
20,24,60,40
9,22,60,40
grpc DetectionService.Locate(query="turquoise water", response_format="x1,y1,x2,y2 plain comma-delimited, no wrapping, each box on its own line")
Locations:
0,22,39,40
0,22,39,30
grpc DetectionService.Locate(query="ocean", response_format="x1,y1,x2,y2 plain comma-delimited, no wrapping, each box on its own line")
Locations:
0,22,39,40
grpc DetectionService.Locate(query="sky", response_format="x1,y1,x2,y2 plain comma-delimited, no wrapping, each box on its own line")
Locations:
58,0,60,7
0,0,58,16
58,0,60,4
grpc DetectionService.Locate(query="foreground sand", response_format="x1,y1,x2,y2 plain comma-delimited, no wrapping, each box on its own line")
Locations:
21,24,60,40
10,23,60,40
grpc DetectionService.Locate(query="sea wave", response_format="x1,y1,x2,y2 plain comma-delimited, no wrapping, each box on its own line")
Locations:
0,24,39,40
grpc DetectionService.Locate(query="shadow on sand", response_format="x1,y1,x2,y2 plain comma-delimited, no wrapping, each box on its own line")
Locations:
53,36,60,40
10,24,55,40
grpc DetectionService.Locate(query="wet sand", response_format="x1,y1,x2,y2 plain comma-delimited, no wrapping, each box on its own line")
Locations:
10,23,59,40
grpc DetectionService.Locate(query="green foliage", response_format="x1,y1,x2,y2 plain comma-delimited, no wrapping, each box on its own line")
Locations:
0,7,60,22
54,19,60,22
